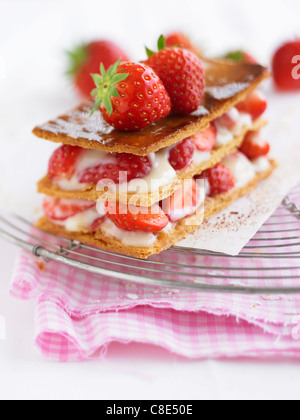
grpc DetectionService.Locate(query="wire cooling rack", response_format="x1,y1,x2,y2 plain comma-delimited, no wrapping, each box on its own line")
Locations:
0,185,300,294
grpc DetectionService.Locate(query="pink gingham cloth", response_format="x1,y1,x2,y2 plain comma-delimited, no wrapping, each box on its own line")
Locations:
10,246,300,362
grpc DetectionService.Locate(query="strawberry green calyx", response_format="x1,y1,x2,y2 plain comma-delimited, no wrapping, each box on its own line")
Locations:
90,59,129,116
224,50,244,62
145,35,166,58
66,43,88,77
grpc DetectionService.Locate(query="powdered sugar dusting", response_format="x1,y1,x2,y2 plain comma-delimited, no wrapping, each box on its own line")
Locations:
38,102,115,142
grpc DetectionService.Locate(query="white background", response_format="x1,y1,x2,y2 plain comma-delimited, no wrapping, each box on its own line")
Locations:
1,0,300,400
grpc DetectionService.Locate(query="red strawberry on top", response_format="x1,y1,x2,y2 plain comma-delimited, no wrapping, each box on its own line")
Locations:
165,32,199,55
168,138,195,170
224,50,258,64
239,131,270,160
192,123,217,152
162,179,202,222
200,163,236,197
78,153,152,184
105,202,169,233
272,40,300,91
43,197,95,221
91,60,171,131
66,40,130,98
48,145,83,180
236,91,267,121
145,36,205,115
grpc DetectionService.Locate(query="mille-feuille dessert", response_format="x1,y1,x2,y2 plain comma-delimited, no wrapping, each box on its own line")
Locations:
33,38,277,259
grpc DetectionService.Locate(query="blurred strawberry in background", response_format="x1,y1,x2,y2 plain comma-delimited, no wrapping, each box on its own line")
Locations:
165,31,199,55
66,40,130,98
224,50,258,64
272,39,300,91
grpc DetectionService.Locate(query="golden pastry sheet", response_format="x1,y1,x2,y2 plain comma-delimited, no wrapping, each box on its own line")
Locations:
33,58,269,156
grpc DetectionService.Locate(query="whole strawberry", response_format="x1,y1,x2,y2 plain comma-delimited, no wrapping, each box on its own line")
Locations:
66,40,130,98
272,40,300,91
145,36,205,115
165,32,199,55
224,50,258,64
91,60,171,131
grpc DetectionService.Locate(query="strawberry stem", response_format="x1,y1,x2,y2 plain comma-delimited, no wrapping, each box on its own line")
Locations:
90,59,129,116
145,35,166,58
224,50,244,62
66,43,88,77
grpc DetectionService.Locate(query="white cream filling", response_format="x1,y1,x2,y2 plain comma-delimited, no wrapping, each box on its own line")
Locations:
233,112,253,135
100,218,157,248
193,150,211,165
126,150,176,194
55,207,101,232
55,150,117,192
215,109,252,147
252,157,271,173
222,152,256,189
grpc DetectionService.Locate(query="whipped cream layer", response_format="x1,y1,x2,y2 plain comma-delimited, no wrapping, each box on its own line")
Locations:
52,107,253,196
45,151,270,249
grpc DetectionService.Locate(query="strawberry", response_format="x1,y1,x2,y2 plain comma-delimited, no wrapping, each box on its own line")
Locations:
78,154,152,184
162,179,202,222
239,131,270,160
66,40,130,98
192,123,217,152
224,50,258,64
48,145,83,180
90,217,105,231
91,60,171,131
165,32,199,55
43,197,95,221
105,202,169,233
145,36,205,115
168,138,195,170
236,91,267,120
215,108,239,129
200,163,236,197
272,40,300,91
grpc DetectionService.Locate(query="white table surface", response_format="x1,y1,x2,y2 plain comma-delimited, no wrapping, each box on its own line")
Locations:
1,0,300,400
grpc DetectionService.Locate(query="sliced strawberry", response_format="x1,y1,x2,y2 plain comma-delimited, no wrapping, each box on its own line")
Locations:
236,91,267,120
162,179,202,222
78,154,152,184
192,123,217,152
200,163,236,197
168,138,195,171
215,108,239,129
239,131,270,160
90,217,105,231
43,197,95,221
106,202,169,233
48,145,83,180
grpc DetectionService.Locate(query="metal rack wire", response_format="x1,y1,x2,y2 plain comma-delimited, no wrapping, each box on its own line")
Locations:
0,185,299,294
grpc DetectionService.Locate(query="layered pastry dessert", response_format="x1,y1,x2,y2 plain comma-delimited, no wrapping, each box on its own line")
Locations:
33,48,277,259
